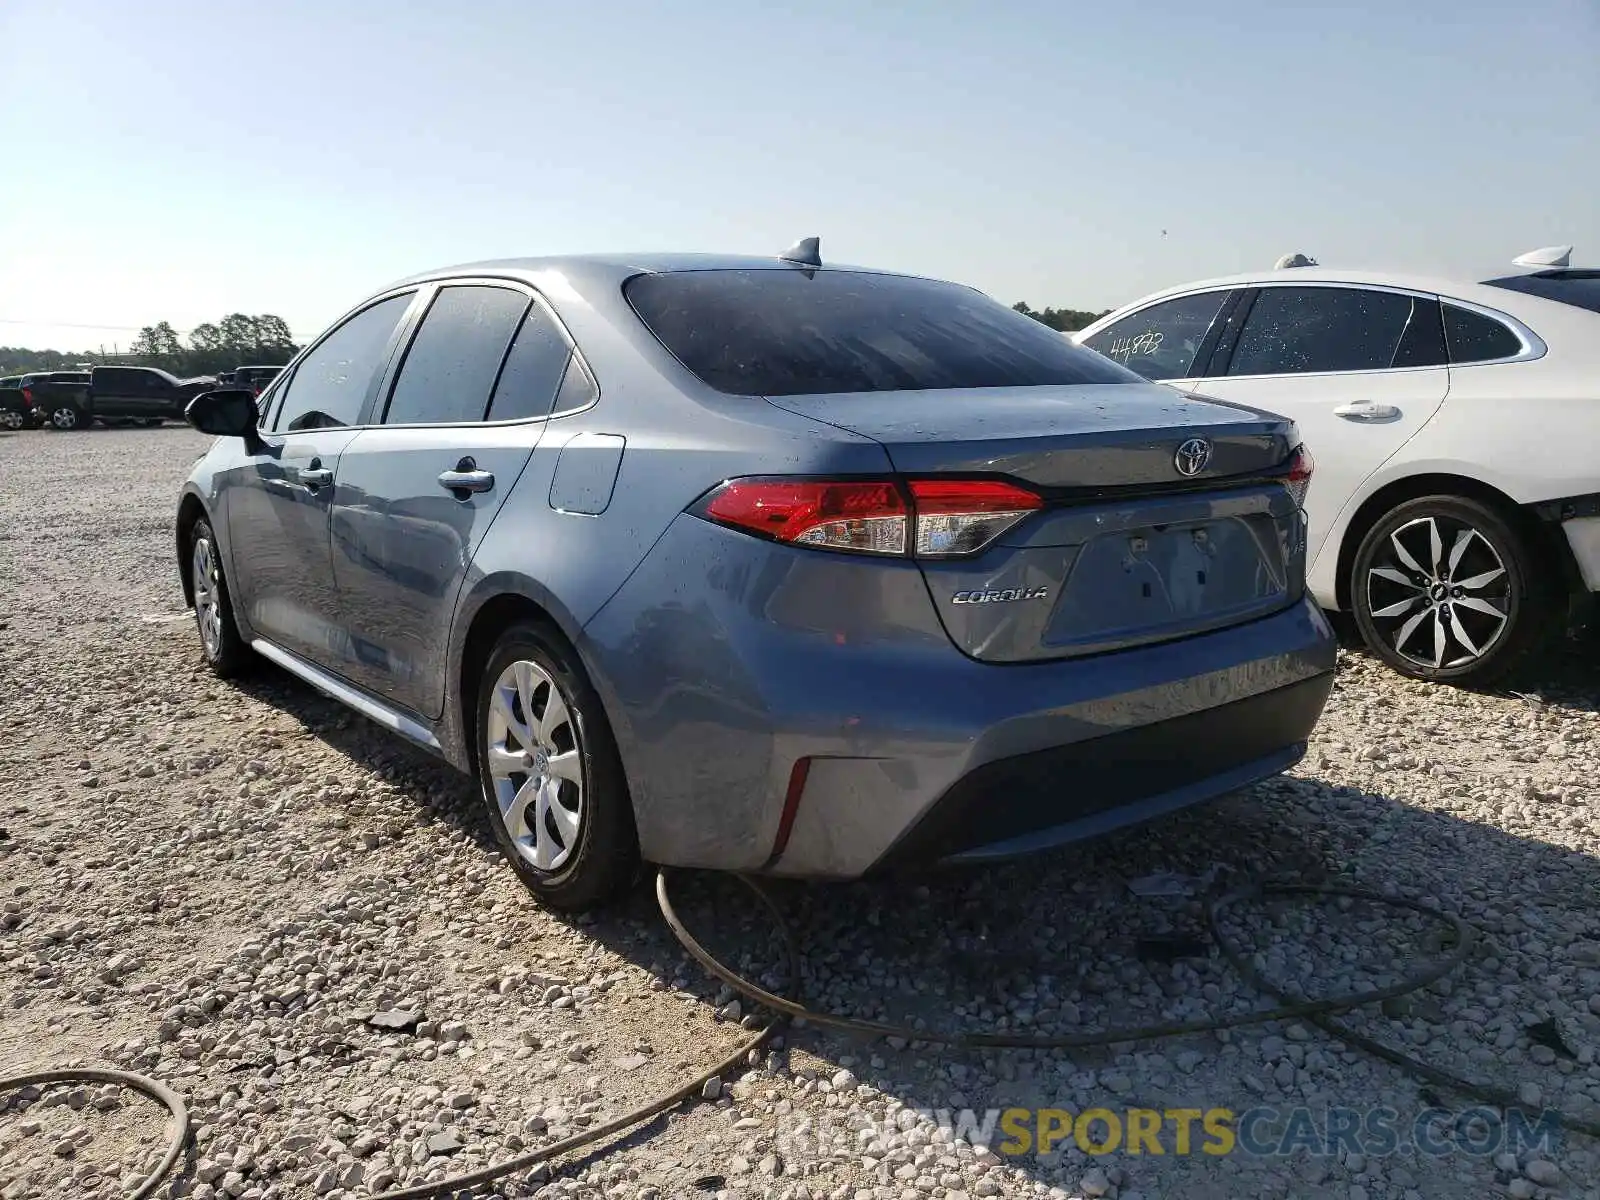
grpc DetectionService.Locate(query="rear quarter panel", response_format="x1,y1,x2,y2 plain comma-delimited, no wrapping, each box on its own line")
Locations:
441,273,900,767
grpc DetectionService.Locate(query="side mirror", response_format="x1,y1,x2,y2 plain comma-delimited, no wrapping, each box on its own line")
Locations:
186,389,263,446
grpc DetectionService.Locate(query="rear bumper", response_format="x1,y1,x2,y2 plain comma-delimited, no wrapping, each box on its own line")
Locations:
1561,515,1600,592
872,671,1330,870
767,602,1334,878
582,515,1338,878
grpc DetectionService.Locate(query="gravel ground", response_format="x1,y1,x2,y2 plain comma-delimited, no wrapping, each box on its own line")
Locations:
1,424,1598,1200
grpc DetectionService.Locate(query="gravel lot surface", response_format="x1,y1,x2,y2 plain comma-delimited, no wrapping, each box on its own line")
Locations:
1,424,1598,1200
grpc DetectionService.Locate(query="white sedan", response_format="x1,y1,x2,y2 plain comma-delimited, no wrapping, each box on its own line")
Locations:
1073,247,1600,684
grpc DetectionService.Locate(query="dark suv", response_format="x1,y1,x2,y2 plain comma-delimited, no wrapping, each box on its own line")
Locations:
0,376,29,429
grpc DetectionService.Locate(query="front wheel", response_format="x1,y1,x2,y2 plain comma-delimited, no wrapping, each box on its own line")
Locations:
188,519,251,677
473,622,639,911
1350,494,1550,685
50,405,86,430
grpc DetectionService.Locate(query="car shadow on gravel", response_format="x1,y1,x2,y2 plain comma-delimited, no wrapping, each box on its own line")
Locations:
230,653,1600,1198
1328,606,1600,715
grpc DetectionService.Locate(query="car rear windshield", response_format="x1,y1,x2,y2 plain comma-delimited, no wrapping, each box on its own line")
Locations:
1481,270,1600,315
624,268,1140,396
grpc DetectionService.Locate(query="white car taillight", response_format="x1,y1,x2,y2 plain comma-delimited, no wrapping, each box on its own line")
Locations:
1283,445,1314,509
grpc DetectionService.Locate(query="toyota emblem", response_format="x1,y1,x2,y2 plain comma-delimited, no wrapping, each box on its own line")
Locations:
1174,437,1212,477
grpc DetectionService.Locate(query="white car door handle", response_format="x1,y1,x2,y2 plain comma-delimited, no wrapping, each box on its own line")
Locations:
1333,401,1401,421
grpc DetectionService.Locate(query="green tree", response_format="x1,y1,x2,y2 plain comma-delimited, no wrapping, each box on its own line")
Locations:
1013,301,1109,333
252,315,296,355
188,322,223,355
129,321,184,369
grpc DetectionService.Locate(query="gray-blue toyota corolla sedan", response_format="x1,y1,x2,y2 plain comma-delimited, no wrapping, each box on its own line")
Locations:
176,244,1336,910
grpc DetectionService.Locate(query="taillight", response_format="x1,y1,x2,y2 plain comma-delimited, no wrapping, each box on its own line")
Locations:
1283,445,1314,509
699,477,1042,559
703,479,909,554
21,388,33,404
907,479,1043,556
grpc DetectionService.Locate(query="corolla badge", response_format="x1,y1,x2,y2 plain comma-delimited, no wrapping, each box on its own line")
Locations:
951,586,1051,605
1174,437,1212,477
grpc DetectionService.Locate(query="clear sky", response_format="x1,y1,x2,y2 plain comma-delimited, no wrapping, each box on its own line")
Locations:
2,0,1596,351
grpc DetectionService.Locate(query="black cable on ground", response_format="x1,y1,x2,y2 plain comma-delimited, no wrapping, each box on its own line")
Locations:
1208,884,1600,1141
0,1067,189,1200
368,874,801,1200
4,872,1595,1200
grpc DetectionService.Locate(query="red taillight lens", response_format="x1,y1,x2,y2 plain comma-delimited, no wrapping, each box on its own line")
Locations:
907,479,1043,556
21,388,33,403
703,479,909,554
700,477,1042,558
1283,445,1314,509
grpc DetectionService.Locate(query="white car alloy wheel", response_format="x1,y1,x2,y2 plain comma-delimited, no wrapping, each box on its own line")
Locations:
1363,515,1511,670
1351,494,1544,685
484,659,586,872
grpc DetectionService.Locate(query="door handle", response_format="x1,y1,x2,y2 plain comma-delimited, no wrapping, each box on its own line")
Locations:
1333,401,1401,422
299,466,334,488
438,458,495,495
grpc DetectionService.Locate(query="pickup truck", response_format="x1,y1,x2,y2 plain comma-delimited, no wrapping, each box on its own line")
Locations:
35,366,217,430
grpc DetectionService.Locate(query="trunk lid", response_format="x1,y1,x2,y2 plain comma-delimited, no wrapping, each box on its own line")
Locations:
765,383,1306,663
764,383,1295,491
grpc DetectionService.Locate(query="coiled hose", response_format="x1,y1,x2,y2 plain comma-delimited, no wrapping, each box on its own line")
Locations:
2,873,1595,1200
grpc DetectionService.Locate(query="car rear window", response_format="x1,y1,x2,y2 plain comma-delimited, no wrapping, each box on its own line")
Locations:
624,269,1139,396
1481,270,1600,315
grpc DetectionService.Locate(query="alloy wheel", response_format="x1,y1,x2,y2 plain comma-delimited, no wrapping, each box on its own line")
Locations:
51,407,79,430
1363,515,1511,671
484,659,585,872
191,536,225,658
0,411,22,430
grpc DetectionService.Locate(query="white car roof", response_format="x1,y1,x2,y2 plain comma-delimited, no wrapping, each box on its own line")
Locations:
1086,265,1582,332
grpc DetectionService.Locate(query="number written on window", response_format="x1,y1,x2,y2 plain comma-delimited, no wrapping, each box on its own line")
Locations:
1084,291,1231,380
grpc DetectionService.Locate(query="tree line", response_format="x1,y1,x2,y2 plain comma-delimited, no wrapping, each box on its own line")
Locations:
1011,301,1109,332
1,313,301,378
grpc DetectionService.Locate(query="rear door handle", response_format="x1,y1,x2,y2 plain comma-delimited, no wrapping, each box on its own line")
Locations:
299,466,334,488
438,458,495,495
1333,401,1401,421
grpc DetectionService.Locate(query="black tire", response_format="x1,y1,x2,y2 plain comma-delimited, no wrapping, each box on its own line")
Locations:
1350,494,1551,685
473,621,639,911
187,518,252,677
49,405,88,431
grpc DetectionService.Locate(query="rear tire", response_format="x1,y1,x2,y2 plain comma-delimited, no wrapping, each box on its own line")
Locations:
473,621,639,912
1350,494,1550,685
188,519,251,677
50,405,86,430
0,410,22,431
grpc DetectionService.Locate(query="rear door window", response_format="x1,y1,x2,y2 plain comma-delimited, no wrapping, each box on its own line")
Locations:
1226,287,1422,376
485,298,577,422
1443,304,1524,363
382,285,530,425
274,292,413,431
1082,291,1232,380
625,269,1139,396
